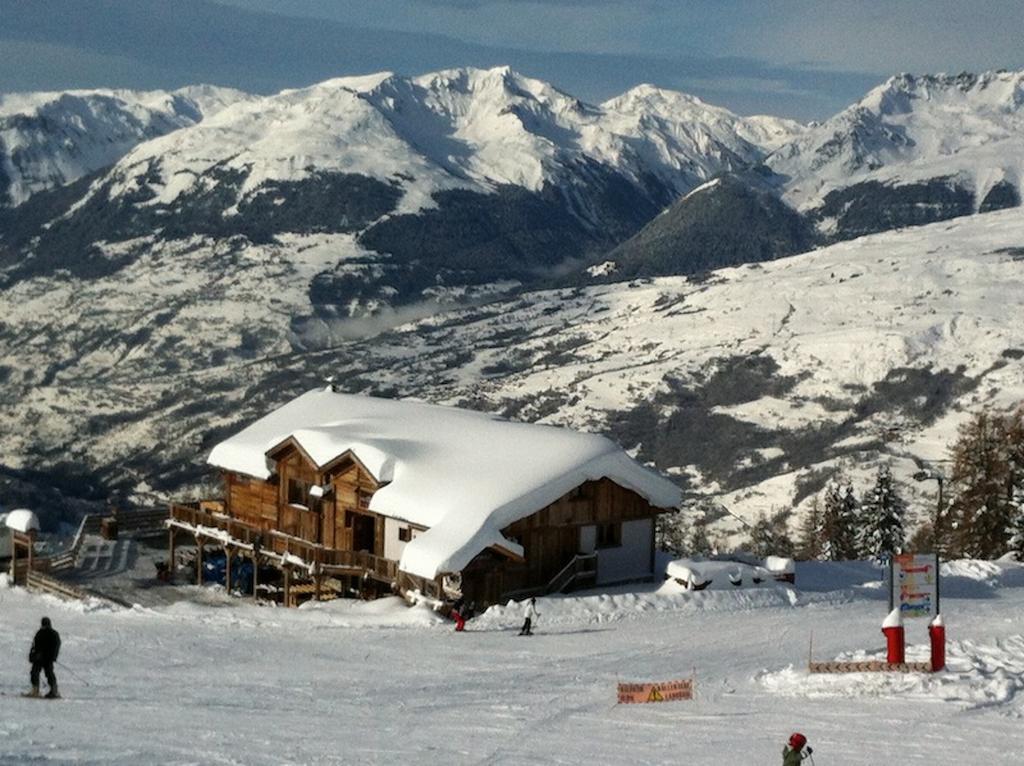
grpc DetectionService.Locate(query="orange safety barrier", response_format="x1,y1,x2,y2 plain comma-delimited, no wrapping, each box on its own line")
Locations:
617,678,694,704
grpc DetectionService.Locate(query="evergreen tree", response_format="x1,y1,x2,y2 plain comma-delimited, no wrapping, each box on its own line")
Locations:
655,508,690,557
746,511,795,558
859,465,906,560
688,515,715,557
1005,409,1024,560
840,485,862,556
798,496,825,560
947,411,1016,558
1006,497,1024,561
819,479,859,560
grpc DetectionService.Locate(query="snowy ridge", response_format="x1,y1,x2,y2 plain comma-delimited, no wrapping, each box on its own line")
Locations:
0,85,249,206
208,388,681,579
77,66,803,216
771,70,1024,209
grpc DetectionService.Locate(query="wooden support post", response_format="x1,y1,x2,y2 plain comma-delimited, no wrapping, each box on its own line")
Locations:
196,537,203,586
315,574,323,602
224,546,232,593
252,552,259,602
284,566,292,608
168,528,177,582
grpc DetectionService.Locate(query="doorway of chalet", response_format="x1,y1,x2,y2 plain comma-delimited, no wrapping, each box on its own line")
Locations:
351,512,376,553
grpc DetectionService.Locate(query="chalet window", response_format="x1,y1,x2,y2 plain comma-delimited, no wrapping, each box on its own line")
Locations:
287,478,311,507
596,522,622,549
357,491,372,510
398,527,412,542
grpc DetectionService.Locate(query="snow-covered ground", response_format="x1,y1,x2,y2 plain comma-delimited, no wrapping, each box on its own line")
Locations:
2,560,1024,764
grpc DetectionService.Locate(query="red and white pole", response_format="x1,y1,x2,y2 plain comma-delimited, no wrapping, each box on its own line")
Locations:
882,607,905,664
929,614,946,671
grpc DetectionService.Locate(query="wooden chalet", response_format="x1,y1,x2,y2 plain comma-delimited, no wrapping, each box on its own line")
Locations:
169,388,680,608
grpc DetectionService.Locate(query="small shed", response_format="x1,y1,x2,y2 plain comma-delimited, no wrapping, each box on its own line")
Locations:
4,509,41,579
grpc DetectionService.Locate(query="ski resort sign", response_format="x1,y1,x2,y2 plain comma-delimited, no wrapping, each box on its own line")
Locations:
617,678,694,704
889,553,940,619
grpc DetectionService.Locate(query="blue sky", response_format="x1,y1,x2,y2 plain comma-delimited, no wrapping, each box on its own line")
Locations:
3,0,1022,120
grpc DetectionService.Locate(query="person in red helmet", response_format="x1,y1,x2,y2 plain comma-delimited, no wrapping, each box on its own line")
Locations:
783,732,812,765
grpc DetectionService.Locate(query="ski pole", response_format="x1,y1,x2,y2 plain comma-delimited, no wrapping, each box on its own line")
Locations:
56,660,91,687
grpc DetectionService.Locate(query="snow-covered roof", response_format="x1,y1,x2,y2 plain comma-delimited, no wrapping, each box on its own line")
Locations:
4,509,40,534
208,389,681,579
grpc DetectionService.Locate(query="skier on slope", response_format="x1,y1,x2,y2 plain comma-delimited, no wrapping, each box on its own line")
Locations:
518,597,538,636
783,732,812,765
26,616,61,699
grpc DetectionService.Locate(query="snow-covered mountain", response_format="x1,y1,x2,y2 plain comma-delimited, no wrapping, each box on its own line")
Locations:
2,208,1022,539
0,85,249,207
1,67,1023,528
90,68,796,214
770,71,1024,237
0,67,813,323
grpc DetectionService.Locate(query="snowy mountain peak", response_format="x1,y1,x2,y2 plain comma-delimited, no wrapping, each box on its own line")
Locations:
860,70,1024,115
605,83,710,111
769,68,1024,211
63,66,799,219
0,84,251,206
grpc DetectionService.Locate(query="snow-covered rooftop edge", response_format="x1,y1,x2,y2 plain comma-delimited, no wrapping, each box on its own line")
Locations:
208,389,681,579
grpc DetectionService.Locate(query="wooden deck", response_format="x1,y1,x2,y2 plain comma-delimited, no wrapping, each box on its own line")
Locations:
168,502,398,584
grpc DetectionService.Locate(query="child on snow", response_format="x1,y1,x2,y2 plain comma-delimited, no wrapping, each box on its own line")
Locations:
451,597,466,632
519,597,538,636
783,733,811,765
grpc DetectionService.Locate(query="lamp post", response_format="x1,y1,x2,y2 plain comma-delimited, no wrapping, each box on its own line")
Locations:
913,469,946,554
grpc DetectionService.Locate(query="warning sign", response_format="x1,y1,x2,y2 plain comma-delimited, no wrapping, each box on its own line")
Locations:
617,678,694,704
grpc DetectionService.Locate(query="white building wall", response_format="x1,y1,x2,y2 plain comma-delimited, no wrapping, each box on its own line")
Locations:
384,517,421,562
596,518,653,585
579,525,596,554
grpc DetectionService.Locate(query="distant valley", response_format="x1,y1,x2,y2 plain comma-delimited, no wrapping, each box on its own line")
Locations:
1,67,1022,537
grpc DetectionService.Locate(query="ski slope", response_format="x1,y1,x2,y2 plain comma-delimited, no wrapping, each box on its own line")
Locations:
2,560,1024,765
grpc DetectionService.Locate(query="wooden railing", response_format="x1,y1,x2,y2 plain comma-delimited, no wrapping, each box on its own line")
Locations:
25,570,131,607
112,507,170,537
546,553,598,594
22,514,98,576
505,553,599,601
168,503,398,582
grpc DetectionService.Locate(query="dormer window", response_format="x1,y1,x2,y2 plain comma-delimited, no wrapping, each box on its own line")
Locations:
288,478,311,507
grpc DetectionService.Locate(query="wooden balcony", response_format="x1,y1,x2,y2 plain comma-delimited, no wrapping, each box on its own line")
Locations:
168,502,398,583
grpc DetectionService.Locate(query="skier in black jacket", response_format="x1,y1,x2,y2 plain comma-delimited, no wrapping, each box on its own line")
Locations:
27,616,61,698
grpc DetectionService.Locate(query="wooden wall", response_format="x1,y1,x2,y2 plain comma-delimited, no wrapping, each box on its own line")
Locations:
461,479,665,607
224,473,278,530
326,462,382,555
222,448,384,555
223,455,666,608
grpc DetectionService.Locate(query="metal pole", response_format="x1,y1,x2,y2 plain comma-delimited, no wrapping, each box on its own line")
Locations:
196,538,203,586
888,556,894,612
